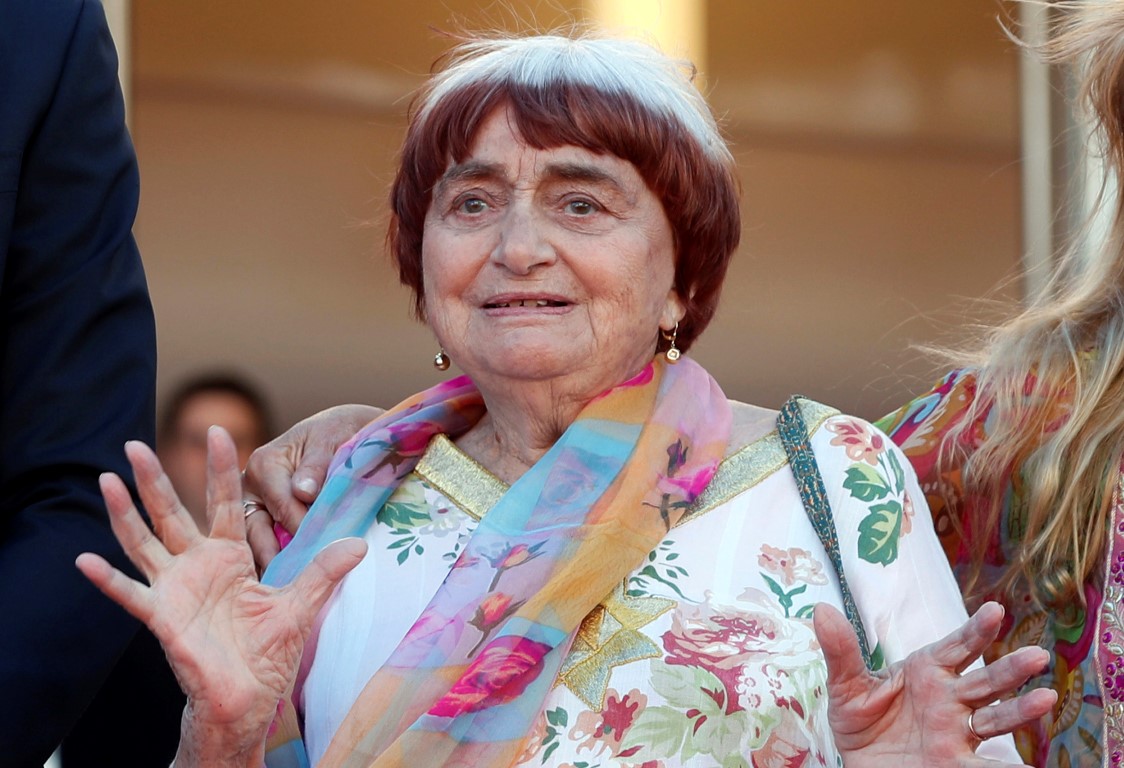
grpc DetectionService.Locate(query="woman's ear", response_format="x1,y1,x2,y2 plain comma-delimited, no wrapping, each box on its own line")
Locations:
660,290,687,331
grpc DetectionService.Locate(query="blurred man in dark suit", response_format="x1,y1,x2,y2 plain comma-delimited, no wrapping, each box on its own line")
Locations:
0,1,157,764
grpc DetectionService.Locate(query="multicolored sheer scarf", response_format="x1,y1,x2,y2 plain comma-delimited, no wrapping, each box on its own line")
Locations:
261,356,731,767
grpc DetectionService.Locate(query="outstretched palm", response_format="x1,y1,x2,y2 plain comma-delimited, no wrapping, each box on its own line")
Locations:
77,428,366,758
813,602,1055,767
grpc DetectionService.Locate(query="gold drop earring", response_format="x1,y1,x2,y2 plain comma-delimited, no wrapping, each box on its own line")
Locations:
662,322,681,363
433,349,450,371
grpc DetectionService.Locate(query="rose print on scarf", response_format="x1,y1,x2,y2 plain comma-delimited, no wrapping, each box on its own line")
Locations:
427,635,553,718
828,416,914,566
351,421,439,482
758,545,828,619
468,592,526,656
484,541,546,592
619,594,827,766
646,439,712,530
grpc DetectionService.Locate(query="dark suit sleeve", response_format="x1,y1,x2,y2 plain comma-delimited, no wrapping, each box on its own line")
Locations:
0,1,157,763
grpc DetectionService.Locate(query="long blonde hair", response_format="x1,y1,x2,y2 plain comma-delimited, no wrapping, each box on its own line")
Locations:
948,1,1124,607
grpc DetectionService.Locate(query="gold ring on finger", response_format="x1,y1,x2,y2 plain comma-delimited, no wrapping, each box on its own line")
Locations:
242,500,269,520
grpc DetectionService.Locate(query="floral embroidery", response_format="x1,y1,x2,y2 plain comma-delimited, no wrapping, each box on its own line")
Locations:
829,416,913,566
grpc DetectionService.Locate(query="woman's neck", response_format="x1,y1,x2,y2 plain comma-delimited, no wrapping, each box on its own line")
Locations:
455,383,586,484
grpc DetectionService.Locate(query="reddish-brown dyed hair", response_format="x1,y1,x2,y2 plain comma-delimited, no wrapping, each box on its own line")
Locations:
388,35,741,352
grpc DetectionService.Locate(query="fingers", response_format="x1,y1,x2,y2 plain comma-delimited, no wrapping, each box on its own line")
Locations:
927,601,1005,673
205,426,248,541
813,602,871,690
99,470,172,581
125,440,201,555
246,510,282,571
957,645,1050,706
75,551,154,625
965,687,1057,742
243,439,312,536
285,538,368,626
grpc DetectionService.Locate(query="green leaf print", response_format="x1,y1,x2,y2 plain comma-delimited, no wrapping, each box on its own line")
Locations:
857,501,903,565
650,660,725,710
628,539,689,599
842,464,890,502
618,705,689,760
886,448,906,492
379,481,431,530
545,706,567,728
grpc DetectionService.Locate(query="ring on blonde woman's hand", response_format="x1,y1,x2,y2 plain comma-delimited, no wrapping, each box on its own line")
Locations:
967,709,983,740
242,500,269,520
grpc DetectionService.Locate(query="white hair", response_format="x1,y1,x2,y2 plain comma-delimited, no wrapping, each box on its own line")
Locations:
417,34,733,164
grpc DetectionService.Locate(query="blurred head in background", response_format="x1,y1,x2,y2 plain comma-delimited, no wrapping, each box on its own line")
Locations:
158,373,273,530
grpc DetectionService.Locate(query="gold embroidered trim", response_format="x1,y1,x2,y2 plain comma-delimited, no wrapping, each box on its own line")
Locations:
677,398,839,527
414,435,505,521
414,400,840,527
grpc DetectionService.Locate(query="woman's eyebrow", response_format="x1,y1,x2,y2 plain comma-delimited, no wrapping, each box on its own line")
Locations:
543,162,626,193
434,161,504,194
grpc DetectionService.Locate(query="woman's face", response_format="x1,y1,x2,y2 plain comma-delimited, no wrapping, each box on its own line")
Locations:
421,105,683,397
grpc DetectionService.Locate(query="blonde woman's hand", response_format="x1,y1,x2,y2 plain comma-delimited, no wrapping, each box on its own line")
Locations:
76,427,366,766
814,601,1055,767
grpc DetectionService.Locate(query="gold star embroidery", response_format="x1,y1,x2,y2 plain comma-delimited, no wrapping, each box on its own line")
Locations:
557,581,675,711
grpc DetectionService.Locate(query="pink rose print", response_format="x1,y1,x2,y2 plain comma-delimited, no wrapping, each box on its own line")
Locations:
570,688,648,757
484,541,546,591
428,635,552,718
826,417,885,466
751,708,812,768
758,545,828,588
468,592,526,656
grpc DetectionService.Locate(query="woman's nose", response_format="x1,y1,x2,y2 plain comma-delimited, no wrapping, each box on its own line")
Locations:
490,203,556,274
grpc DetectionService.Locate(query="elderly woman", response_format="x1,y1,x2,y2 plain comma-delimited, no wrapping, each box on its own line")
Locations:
79,33,1053,767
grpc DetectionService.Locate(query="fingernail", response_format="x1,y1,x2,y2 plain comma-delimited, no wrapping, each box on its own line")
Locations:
295,477,319,495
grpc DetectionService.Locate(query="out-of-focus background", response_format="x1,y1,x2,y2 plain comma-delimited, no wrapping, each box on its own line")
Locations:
107,0,1098,424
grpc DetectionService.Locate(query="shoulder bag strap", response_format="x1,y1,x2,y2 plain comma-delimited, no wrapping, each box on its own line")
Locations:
777,396,873,669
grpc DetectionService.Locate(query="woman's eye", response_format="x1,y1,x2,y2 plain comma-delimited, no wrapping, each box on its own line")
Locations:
565,199,597,216
457,197,488,214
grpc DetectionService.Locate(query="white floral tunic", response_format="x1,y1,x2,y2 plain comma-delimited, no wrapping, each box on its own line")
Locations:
302,402,1018,766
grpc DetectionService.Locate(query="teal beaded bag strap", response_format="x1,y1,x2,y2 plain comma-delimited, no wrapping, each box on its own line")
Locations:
777,395,873,670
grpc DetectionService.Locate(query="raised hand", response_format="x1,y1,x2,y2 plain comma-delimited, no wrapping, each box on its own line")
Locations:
76,427,366,765
242,404,382,570
814,601,1055,767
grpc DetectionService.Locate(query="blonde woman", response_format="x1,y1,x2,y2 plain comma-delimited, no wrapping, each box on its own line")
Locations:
878,4,1124,765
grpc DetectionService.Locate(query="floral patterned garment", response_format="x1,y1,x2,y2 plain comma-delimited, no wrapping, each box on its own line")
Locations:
302,402,1018,767
877,369,1124,767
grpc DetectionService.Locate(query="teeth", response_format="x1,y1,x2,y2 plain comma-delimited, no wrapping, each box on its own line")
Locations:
493,299,556,308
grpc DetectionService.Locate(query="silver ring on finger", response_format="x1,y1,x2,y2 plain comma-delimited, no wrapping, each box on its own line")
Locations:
242,499,269,520
966,708,983,741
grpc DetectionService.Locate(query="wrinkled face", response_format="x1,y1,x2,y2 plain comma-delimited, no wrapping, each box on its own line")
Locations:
421,106,683,397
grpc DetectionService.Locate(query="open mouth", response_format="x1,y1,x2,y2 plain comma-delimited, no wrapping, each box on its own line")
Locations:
483,299,569,309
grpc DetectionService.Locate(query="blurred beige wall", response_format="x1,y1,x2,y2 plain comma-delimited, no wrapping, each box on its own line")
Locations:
131,0,1021,426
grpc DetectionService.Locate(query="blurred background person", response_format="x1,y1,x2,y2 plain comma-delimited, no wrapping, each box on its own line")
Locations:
158,373,274,531
0,1,156,764
61,372,273,767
